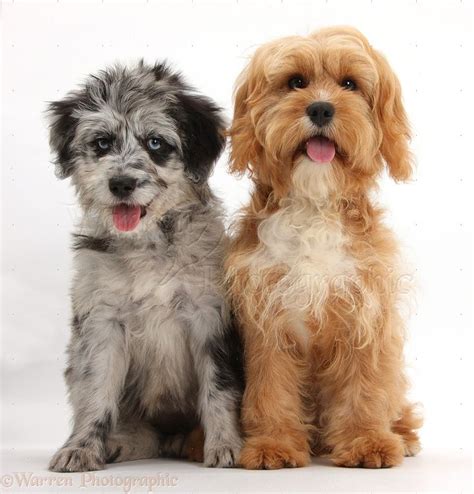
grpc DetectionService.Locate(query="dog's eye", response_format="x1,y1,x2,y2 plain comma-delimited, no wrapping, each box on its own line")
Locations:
95,138,112,154
341,78,357,91
97,138,110,150
147,137,162,151
288,75,308,90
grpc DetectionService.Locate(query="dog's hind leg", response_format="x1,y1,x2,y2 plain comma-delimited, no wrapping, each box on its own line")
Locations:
391,404,422,457
106,423,205,464
105,421,161,463
161,426,205,463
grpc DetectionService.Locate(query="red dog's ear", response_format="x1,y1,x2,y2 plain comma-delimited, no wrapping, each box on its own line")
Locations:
229,68,262,176
373,50,414,182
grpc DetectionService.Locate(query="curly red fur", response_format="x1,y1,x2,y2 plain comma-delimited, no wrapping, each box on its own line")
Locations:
226,26,421,470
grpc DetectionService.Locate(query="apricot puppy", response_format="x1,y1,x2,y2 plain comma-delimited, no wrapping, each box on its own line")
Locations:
226,27,421,469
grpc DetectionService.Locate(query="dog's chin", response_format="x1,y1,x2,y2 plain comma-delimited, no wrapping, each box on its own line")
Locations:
291,135,346,201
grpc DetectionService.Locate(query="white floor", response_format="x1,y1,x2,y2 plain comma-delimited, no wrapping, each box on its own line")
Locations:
0,448,471,493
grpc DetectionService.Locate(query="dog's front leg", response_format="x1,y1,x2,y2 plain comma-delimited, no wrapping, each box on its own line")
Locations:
316,305,408,468
238,323,311,469
189,310,242,467
49,316,128,472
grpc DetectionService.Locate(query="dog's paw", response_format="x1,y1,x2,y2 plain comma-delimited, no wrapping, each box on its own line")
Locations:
204,437,242,468
332,432,404,468
401,432,421,457
184,427,205,463
49,446,105,472
239,436,310,470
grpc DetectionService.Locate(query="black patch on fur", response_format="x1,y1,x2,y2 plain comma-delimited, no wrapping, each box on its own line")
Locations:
152,61,186,89
143,138,174,167
206,315,244,392
47,91,96,178
194,183,213,206
71,312,89,337
120,365,149,419
151,401,198,436
106,446,122,463
170,92,225,183
47,99,79,178
72,315,81,336
64,366,72,380
72,234,114,253
77,418,111,448
157,212,177,245
81,364,93,379
156,177,168,189
153,62,171,81
91,411,112,442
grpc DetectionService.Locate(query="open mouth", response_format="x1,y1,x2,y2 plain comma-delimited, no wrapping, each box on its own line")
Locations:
305,136,336,164
112,203,148,232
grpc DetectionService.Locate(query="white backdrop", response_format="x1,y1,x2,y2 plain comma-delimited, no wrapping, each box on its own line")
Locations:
1,0,473,490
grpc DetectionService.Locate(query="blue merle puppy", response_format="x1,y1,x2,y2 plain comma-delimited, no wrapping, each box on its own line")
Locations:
47,61,243,472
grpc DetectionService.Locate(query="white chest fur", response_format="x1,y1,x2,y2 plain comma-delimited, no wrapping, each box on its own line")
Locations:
244,159,357,318
256,196,355,280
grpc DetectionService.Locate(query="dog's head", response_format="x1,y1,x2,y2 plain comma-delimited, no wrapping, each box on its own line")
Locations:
230,27,412,200
48,61,225,234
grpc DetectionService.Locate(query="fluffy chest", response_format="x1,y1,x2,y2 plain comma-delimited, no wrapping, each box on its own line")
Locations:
74,246,197,407
236,198,359,329
253,200,356,283
73,240,194,309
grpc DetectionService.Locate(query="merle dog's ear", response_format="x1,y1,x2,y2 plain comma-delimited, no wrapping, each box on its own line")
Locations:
47,94,82,179
174,92,226,183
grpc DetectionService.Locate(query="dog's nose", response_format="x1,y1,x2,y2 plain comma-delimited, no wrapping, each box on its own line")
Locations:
306,102,335,127
109,176,137,199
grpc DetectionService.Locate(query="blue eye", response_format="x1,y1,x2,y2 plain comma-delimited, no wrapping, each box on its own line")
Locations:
96,138,111,151
147,137,162,151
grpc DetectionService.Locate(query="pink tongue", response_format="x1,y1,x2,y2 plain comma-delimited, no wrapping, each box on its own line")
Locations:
306,136,336,163
112,204,141,232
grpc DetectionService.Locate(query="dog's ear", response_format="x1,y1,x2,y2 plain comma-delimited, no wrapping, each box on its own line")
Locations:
174,92,226,183
47,94,82,179
229,69,262,176
372,50,413,182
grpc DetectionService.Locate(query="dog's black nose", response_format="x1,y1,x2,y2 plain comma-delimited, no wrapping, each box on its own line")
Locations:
109,176,137,199
306,102,335,127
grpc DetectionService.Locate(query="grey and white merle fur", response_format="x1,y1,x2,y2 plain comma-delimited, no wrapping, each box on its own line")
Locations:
47,61,243,472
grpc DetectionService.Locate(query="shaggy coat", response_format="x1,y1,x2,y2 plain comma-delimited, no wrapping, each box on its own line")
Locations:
226,27,421,469
47,62,242,472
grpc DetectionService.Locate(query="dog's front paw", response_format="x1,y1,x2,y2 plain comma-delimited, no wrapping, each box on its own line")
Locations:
204,437,242,468
49,446,105,472
239,436,310,470
332,432,404,468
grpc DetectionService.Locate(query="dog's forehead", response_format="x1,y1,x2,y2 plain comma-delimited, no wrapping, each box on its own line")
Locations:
259,36,319,71
76,66,181,120
73,74,181,143
76,104,174,131
259,30,373,75
102,77,175,112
